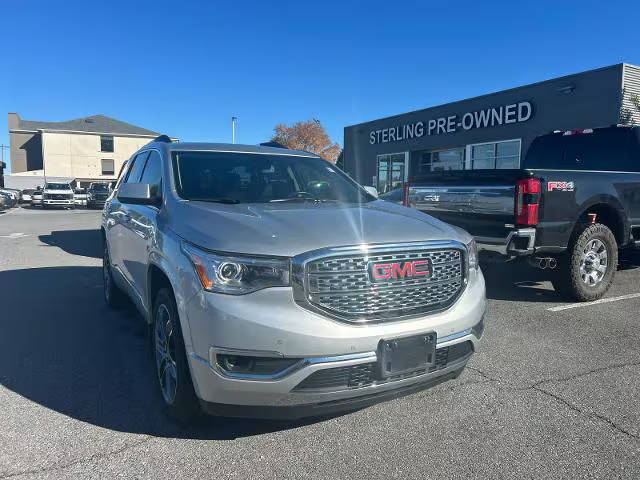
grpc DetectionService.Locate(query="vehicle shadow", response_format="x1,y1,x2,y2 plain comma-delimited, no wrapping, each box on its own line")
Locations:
482,251,640,303
39,230,103,259
481,261,561,303
0,266,330,440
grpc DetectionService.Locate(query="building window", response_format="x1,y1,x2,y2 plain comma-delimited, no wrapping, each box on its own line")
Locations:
100,135,114,152
416,147,465,174
101,159,115,176
469,139,521,170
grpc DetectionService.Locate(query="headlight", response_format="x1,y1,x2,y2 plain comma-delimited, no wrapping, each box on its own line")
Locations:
466,239,478,271
181,242,290,294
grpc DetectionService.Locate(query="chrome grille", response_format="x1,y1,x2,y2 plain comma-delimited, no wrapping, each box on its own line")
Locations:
304,247,464,321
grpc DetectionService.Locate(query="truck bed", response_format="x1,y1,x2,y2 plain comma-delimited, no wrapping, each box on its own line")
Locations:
409,170,529,239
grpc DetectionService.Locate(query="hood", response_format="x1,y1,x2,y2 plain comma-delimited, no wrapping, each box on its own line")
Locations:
44,189,73,194
167,199,469,257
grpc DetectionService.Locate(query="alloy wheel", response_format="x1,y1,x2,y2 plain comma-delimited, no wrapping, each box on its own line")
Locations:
155,304,178,405
103,248,112,302
579,239,608,286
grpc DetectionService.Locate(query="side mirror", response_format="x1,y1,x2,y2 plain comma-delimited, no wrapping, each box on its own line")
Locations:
118,183,160,205
363,186,378,198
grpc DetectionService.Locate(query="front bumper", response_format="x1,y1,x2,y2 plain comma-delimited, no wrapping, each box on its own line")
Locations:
183,267,486,415
476,227,536,257
43,199,74,206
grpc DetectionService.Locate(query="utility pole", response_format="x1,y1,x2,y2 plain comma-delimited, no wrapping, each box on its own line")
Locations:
0,144,8,165
232,116,237,144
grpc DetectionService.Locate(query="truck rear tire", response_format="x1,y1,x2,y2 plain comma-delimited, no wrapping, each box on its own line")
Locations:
551,223,617,301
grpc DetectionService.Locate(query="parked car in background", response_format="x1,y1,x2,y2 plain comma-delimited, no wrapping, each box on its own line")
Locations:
87,183,110,209
74,188,88,207
42,182,75,209
0,191,12,210
31,189,43,207
21,189,36,204
102,138,485,421
0,188,20,206
403,125,640,301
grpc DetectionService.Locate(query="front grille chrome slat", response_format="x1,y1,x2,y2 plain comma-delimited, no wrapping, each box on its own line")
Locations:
302,245,465,323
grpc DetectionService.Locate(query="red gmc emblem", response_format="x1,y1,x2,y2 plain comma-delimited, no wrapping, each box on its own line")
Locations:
369,259,432,282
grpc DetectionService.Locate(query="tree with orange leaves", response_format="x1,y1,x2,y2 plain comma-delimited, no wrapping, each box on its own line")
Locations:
271,119,341,163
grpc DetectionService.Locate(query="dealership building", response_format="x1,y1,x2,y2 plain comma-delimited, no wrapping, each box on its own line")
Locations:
6,113,164,190
343,63,640,194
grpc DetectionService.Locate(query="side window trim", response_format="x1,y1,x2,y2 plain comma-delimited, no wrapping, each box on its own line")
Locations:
139,150,163,200
124,151,150,183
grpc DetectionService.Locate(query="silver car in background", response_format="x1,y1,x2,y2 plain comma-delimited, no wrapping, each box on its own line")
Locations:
102,138,486,421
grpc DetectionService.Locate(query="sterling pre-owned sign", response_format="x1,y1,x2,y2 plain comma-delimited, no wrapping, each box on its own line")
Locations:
369,101,533,144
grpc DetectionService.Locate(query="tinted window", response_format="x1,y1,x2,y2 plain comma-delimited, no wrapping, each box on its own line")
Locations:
564,130,632,171
525,129,635,171
139,151,162,189
46,183,70,190
125,152,149,183
172,151,371,204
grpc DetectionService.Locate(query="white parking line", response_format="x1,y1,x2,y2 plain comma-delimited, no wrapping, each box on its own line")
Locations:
548,293,640,312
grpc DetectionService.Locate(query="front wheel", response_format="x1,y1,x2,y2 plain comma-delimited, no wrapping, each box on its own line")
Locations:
152,288,200,422
551,223,618,301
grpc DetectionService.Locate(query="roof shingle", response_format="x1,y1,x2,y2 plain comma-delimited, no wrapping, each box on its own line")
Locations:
16,114,159,136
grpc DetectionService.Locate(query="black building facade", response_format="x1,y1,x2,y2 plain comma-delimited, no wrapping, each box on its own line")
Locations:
344,63,640,195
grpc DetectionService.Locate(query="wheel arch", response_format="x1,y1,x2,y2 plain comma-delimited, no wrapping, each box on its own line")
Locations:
571,197,628,247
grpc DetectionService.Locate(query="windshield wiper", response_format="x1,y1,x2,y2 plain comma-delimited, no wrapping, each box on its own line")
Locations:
269,197,314,203
189,197,240,204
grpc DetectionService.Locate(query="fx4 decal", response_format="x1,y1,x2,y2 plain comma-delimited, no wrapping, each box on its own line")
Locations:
548,181,574,192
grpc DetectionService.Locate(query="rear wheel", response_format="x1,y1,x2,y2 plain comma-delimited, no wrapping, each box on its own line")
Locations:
551,223,617,301
152,288,200,422
103,243,126,308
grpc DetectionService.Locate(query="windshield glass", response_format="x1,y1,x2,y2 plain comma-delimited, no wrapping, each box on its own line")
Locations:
172,152,372,204
45,183,70,190
90,184,108,191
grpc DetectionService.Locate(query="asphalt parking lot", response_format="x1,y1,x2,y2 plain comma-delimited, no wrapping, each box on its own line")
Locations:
1,206,639,479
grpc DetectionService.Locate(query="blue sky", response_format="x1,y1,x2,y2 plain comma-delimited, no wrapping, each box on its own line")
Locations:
2,0,640,171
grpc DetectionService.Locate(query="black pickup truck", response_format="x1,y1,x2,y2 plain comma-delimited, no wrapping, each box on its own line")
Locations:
404,125,640,301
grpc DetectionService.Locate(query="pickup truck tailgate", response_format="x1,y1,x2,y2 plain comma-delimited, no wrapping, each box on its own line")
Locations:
407,170,527,239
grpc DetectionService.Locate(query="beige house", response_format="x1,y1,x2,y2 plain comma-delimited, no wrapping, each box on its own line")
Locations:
7,113,166,188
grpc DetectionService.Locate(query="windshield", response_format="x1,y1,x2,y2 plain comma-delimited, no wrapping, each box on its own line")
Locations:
90,184,108,191
45,183,70,190
172,151,373,204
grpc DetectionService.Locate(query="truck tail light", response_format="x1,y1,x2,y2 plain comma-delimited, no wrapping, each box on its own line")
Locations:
402,182,410,206
515,177,541,226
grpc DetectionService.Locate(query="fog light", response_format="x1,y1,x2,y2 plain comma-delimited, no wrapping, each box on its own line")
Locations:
220,355,254,372
215,354,300,377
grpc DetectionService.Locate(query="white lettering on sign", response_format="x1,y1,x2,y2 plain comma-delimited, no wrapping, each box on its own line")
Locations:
368,101,533,144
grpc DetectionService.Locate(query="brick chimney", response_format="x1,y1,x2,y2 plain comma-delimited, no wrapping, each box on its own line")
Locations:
8,112,20,130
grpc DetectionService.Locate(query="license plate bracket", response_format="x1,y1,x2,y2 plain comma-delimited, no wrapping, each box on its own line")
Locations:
378,333,437,378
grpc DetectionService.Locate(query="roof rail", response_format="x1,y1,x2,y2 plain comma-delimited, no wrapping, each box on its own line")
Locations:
259,141,288,149
154,134,173,143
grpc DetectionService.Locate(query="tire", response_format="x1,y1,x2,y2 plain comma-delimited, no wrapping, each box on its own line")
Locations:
551,223,618,301
152,287,200,422
103,242,127,308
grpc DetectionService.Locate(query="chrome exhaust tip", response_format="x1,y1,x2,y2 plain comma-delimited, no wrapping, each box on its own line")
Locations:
548,258,558,269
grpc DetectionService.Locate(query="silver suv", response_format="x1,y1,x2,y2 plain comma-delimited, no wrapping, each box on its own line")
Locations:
102,137,486,420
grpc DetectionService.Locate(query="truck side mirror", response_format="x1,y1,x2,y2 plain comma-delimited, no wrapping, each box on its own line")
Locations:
363,186,378,198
